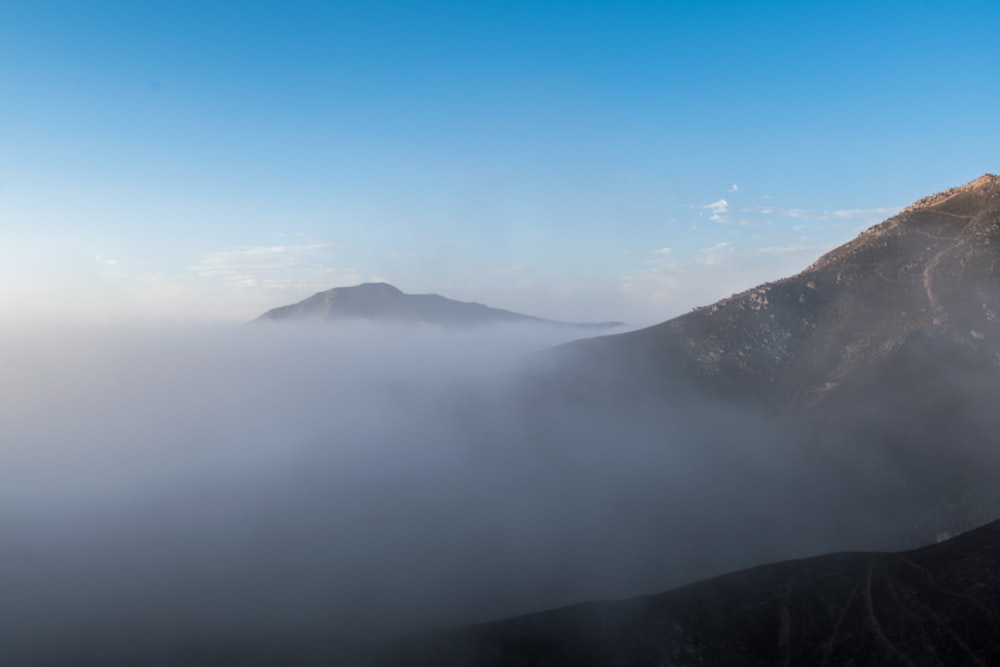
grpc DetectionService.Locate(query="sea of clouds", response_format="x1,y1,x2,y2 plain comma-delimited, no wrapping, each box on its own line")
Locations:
2,320,987,664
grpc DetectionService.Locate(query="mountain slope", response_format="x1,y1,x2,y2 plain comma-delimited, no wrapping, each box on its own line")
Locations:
551,174,1000,409
255,282,623,330
363,519,1000,666
532,174,1000,552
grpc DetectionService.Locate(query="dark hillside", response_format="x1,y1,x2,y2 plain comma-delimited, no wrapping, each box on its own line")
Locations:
362,519,1000,667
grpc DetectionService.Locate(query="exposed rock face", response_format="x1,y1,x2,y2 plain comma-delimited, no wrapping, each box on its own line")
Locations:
255,282,624,330
554,174,1000,409
362,519,1000,667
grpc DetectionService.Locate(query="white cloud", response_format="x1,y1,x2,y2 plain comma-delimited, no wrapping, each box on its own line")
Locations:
728,184,739,193
704,199,729,214
654,247,673,256
704,198,730,223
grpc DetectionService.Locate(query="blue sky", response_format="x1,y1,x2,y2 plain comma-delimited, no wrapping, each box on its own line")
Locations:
1,0,998,324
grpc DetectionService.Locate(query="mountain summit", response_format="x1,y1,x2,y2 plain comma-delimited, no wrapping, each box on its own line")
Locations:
256,282,624,330
555,174,1000,409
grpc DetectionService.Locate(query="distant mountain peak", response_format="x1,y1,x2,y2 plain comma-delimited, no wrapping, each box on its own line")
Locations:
350,281,403,293
254,283,625,330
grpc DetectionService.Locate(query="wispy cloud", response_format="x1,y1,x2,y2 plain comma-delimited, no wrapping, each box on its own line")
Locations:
654,246,673,256
757,244,816,255
618,239,821,324
704,198,730,223
746,205,899,222
192,243,357,291
728,184,739,193
699,241,734,264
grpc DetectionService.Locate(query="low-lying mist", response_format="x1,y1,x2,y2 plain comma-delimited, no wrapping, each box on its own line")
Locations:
2,321,994,664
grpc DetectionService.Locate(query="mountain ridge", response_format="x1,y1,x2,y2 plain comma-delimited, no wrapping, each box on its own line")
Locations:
552,174,1000,409
255,282,625,330
533,173,1000,553
360,518,1000,666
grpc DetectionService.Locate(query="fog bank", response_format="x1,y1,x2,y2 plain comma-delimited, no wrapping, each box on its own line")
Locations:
0,321,984,664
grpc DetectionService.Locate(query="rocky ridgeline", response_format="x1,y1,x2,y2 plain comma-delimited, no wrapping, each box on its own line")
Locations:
900,172,1000,215
558,174,1000,408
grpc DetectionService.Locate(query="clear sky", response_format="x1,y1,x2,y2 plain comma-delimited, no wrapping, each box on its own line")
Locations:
1,0,998,325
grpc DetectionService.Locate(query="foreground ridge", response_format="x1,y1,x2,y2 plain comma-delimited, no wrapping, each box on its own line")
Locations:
364,519,1000,666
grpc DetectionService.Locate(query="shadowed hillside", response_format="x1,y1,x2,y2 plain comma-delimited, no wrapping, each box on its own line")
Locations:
362,519,1000,666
